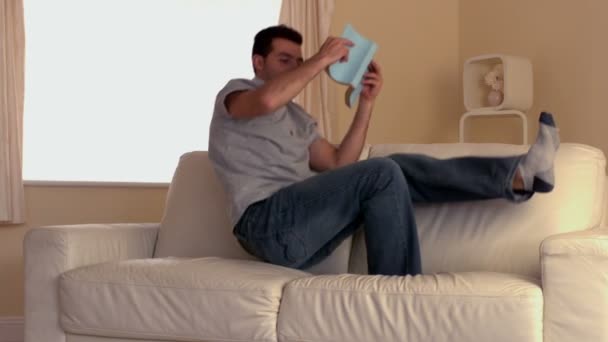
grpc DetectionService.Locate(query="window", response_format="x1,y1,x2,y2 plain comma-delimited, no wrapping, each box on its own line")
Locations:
23,0,282,183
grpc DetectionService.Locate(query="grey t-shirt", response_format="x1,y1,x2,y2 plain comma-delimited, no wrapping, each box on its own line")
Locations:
208,77,321,226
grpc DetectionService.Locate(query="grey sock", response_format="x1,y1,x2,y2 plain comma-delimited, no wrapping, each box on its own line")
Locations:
518,112,560,192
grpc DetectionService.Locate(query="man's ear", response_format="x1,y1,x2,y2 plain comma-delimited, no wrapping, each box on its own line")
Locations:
252,55,265,74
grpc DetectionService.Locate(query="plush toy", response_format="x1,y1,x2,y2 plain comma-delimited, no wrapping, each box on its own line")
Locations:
484,64,504,106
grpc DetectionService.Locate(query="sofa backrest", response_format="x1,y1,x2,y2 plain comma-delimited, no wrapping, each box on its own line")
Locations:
154,152,253,260
153,151,358,274
348,143,607,279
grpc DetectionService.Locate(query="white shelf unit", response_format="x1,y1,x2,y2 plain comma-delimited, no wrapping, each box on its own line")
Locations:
460,54,533,145
459,109,528,144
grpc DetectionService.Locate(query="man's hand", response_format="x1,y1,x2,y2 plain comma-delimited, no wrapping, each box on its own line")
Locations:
357,60,383,104
314,37,354,67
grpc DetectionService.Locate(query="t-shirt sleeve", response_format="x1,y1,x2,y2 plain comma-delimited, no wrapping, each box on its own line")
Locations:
214,79,255,118
305,115,322,146
290,100,322,146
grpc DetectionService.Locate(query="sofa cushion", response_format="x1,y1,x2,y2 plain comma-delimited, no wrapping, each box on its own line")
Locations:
349,143,606,278
153,151,255,260
153,148,369,274
277,272,542,342
59,257,307,342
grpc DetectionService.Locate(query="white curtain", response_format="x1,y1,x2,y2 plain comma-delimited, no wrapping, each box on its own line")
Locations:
0,0,26,224
279,0,335,141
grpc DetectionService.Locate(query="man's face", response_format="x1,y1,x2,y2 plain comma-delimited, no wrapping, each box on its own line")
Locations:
254,38,303,80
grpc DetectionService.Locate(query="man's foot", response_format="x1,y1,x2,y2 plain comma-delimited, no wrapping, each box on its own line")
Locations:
517,112,560,192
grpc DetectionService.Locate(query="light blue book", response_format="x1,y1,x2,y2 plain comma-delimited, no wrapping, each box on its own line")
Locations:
328,24,378,108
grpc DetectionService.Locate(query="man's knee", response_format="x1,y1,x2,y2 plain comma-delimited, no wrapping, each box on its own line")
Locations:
364,157,405,189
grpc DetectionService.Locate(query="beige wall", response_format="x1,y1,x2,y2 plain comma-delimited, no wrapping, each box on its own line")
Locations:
330,0,461,144
0,185,167,316
459,0,608,151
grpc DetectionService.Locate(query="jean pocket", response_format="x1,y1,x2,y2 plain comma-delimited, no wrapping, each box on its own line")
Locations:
234,202,265,239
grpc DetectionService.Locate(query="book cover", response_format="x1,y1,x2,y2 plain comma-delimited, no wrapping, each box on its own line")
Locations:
328,24,378,107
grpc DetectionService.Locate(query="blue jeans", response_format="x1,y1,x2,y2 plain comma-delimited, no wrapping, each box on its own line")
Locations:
233,154,530,276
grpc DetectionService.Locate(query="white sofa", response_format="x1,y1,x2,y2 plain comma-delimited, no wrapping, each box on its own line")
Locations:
24,143,608,342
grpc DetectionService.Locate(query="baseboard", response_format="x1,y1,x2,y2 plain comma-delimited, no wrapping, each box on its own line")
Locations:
0,317,23,342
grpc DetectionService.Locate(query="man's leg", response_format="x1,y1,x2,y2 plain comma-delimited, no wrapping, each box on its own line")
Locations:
233,158,421,276
387,112,560,203
386,153,528,203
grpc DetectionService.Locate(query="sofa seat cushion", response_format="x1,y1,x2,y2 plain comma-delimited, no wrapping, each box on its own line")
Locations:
59,257,308,342
278,272,542,342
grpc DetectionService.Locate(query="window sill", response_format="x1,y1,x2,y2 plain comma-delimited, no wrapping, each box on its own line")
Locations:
23,180,170,188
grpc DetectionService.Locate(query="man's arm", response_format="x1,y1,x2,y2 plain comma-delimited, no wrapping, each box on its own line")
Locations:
309,61,383,172
226,38,353,119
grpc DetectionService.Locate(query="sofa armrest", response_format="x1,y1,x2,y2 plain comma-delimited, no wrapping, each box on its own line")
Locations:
541,227,608,342
23,223,160,342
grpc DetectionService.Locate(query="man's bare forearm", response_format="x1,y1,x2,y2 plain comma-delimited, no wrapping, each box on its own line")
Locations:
334,100,374,167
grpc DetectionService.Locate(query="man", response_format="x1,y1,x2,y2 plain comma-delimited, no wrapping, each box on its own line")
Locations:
208,25,559,276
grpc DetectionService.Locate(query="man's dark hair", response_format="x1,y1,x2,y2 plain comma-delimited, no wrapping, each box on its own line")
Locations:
252,25,303,58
